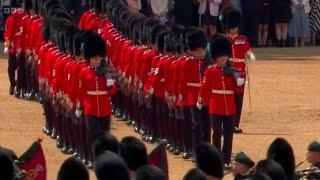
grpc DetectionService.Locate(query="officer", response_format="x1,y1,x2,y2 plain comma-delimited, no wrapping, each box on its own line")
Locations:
198,36,237,166
222,8,255,133
76,32,117,168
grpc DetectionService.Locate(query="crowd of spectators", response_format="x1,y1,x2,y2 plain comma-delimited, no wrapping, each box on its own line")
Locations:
115,0,320,48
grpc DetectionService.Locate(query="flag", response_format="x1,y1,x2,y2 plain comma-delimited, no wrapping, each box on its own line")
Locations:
18,139,46,180
148,141,168,179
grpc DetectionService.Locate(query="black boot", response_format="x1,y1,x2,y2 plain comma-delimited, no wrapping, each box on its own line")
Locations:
15,90,21,98
9,86,15,95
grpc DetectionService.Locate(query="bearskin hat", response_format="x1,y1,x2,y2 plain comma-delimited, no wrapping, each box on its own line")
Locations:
208,35,232,59
73,30,90,57
83,31,107,60
24,0,33,12
185,27,207,51
221,7,241,31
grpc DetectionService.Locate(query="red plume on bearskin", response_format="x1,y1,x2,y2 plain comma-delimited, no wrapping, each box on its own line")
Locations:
148,142,169,179
18,138,46,180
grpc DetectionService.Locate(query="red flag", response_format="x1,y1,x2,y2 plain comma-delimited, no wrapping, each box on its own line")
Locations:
18,140,46,180
148,142,169,180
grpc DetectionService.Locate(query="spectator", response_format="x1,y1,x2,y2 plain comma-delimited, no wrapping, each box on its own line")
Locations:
183,168,207,180
197,0,222,37
173,0,199,27
309,0,320,45
57,157,89,180
136,165,166,180
258,0,271,47
120,136,148,178
241,0,264,47
94,151,130,180
150,0,169,24
232,151,255,179
271,0,292,47
92,132,120,160
126,0,142,13
289,0,311,47
0,149,15,180
255,159,288,180
230,0,242,13
195,143,224,179
267,138,298,180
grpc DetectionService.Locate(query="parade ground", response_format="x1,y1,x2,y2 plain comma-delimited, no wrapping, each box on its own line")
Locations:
0,47,320,179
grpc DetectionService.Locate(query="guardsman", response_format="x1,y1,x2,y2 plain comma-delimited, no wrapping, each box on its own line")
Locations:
6,3,25,98
198,36,237,166
222,9,255,134
3,1,25,95
76,32,117,168
72,30,90,164
180,27,207,159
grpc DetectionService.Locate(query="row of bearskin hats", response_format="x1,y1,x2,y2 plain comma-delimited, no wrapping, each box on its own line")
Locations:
103,0,243,60
18,0,107,61
25,0,241,60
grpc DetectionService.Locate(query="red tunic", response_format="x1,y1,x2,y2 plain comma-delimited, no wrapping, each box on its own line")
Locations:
78,67,117,117
228,34,251,94
200,64,237,116
180,57,203,106
4,9,24,53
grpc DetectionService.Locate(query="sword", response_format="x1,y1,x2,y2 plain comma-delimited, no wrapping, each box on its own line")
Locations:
245,59,252,113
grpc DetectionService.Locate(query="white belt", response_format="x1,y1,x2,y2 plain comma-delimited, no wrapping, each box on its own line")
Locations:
187,82,201,87
212,90,234,95
87,91,108,95
230,58,245,63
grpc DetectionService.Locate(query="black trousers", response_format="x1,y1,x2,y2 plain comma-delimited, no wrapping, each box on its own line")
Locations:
191,106,211,151
85,116,109,161
183,106,193,152
16,52,27,92
211,115,234,164
8,53,17,87
234,94,244,128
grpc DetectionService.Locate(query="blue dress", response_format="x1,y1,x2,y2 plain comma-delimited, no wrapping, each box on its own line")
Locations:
289,0,311,38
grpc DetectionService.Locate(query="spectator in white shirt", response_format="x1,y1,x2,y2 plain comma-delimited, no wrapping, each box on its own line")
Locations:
198,0,222,36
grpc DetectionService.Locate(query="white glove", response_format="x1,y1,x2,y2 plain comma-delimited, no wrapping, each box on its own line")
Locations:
196,101,202,110
107,79,115,87
129,76,133,84
178,94,183,102
249,52,256,61
26,49,31,55
237,78,245,87
3,47,9,54
138,82,143,90
149,87,154,94
75,109,82,118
